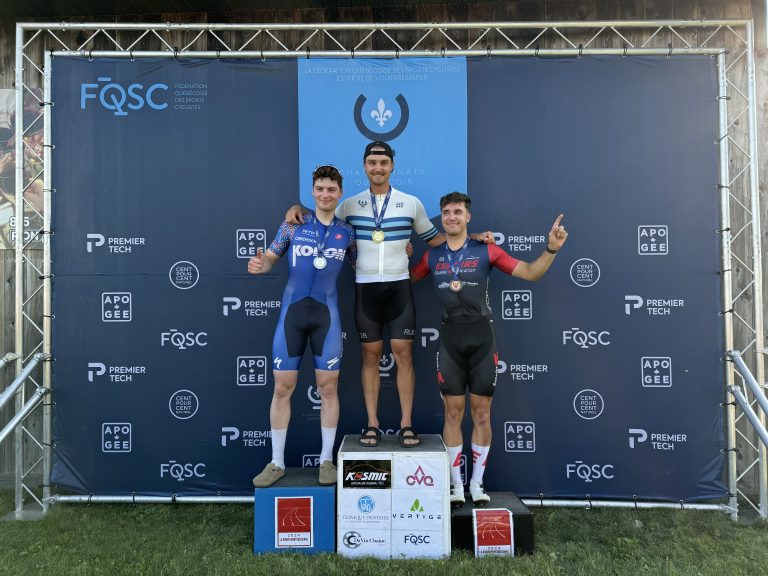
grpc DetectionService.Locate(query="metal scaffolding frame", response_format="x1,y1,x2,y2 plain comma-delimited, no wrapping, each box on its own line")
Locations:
7,20,764,519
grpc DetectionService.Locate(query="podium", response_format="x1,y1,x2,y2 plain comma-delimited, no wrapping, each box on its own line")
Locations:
450,491,535,555
337,434,450,559
253,467,335,554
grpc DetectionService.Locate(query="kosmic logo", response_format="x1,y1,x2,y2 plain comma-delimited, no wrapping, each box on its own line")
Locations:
169,261,199,290
86,233,146,254
222,296,280,318
504,421,535,453
220,426,271,447
88,362,146,383
641,357,672,387
494,232,546,253
501,290,532,320
236,229,266,258
496,360,548,382
102,292,131,322
628,428,687,451
566,461,614,483
159,461,206,482
570,258,600,288
160,329,207,350
81,77,168,116
168,389,199,420
573,389,604,420
420,328,439,348
562,328,611,349
624,295,685,316
237,356,267,386
102,423,131,453
638,225,668,255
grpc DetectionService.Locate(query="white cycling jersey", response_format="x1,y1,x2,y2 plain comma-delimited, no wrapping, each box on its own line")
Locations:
337,187,438,283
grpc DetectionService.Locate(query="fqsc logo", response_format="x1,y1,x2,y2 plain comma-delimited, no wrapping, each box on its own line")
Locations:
81,77,168,116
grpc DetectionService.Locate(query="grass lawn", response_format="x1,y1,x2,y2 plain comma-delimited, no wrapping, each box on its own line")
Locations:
1,490,767,575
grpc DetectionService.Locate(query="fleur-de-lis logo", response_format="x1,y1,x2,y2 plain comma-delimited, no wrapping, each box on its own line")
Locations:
370,98,393,128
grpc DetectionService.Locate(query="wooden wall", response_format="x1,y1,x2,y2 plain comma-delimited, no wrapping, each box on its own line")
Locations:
0,1,766,492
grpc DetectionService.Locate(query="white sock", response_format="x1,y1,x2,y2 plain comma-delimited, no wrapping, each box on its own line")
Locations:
320,426,336,463
447,445,463,486
270,428,287,469
471,443,490,484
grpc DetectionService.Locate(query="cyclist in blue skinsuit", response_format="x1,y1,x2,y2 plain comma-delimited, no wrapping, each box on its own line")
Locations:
249,165,356,487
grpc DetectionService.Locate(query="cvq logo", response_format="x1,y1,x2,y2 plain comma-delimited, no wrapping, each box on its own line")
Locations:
81,77,168,116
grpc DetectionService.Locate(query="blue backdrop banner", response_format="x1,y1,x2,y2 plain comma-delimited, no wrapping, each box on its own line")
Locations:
51,56,725,501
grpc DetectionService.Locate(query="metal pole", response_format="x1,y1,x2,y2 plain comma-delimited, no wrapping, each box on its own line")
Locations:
745,21,767,519
0,388,47,446
0,353,45,412
731,351,768,416
0,352,20,369
13,22,25,518
728,385,768,449
717,51,738,520
42,50,52,514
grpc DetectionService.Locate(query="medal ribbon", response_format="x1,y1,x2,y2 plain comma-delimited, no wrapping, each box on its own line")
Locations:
370,187,392,231
446,239,469,281
312,212,335,257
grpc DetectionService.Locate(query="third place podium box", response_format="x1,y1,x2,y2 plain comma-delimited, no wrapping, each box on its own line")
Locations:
337,434,450,559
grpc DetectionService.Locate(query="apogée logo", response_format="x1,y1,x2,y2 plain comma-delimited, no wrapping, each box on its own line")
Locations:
501,290,532,320
102,423,131,453
504,421,535,452
236,229,266,259
102,292,131,322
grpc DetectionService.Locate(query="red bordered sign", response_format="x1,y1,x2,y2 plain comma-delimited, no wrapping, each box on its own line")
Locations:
472,508,513,557
275,496,314,548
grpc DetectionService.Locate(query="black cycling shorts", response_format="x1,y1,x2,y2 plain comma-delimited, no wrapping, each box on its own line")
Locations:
355,280,415,343
436,316,498,397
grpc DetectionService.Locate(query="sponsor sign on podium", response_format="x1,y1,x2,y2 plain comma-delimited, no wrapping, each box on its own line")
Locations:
337,434,450,559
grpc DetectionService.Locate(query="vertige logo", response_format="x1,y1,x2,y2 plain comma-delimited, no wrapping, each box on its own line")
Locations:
405,465,435,487
169,261,199,290
573,389,604,420
566,461,614,483
81,77,168,116
504,421,535,452
570,258,600,288
168,389,199,420
222,296,279,318
160,461,206,481
562,328,611,349
638,225,668,255
237,356,267,386
502,290,532,320
88,362,147,383
628,428,687,451
624,295,685,316
236,229,266,259
161,330,207,350
102,423,131,453
641,357,672,387
86,232,146,254
420,328,439,348
102,292,132,322
220,426,270,447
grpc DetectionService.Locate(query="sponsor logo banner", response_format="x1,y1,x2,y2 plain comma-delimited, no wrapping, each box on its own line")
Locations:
391,530,446,559
504,421,535,453
338,489,391,530
394,456,445,490
339,530,390,559
391,490,444,531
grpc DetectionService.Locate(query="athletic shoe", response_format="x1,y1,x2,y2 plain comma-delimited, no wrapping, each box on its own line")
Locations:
253,463,285,487
318,460,337,486
469,480,490,506
450,482,466,507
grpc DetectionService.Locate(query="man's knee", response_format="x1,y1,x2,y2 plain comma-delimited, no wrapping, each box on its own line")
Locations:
444,403,465,424
361,344,384,366
316,377,338,400
391,340,413,364
471,405,491,427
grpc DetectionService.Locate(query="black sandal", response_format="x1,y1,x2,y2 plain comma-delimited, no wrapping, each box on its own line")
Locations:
397,427,420,448
359,426,381,447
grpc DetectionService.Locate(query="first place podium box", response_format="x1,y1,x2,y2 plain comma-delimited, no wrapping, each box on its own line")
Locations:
253,467,335,555
337,433,450,560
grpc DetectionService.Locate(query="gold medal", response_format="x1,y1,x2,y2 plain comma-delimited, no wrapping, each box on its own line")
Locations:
450,280,463,292
372,229,385,243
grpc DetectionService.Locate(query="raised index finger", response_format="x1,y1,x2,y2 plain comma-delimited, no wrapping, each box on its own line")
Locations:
552,213,564,229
